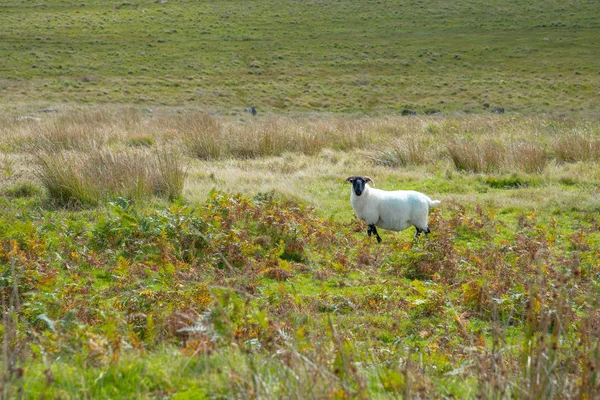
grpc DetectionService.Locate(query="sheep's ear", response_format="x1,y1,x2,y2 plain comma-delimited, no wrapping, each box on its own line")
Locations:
364,176,374,186
345,176,355,183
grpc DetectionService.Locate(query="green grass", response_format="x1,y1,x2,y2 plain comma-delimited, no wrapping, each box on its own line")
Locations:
0,112,598,400
1,163,599,397
1,0,600,398
1,0,599,114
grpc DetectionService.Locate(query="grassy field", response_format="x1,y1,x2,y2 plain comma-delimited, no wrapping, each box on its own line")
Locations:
0,110,599,398
1,0,600,399
1,0,599,114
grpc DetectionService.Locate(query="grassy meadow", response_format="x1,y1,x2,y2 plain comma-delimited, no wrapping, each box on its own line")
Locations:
1,0,600,399
1,0,599,114
1,110,599,398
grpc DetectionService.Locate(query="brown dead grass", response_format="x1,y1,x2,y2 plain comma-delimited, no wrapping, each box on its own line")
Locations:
0,108,598,206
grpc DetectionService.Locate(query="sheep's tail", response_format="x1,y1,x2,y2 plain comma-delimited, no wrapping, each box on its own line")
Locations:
428,199,441,208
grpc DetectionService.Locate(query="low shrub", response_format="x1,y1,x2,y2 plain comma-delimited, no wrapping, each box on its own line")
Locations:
126,136,155,147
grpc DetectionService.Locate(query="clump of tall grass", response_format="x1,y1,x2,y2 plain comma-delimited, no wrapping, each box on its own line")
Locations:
2,108,148,152
369,136,433,167
167,113,223,160
34,148,185,206
155,149,186,200
38,118,107,150
165,114,371,159
447,139,505,173
447,141,550,174
509,142,549,173
320,119,373,151
553,134,600,163
0,153,16,177
227,118,329,157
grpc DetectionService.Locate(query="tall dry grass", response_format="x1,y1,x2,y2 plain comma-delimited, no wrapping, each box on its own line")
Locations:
34,148,185,206
1,109,146,151
509,142,549,173
160,113,373,159
1,110,598,196
368,135,432,167
160,113,223,160
553,134,600,163
447,139,506,173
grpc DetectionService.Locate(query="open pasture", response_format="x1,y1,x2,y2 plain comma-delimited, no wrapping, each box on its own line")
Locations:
0,0,599,114
1,0,600,398
0,110,599,398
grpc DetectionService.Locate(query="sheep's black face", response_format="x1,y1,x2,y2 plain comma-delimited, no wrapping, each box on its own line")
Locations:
346,176,367,196
353,178,366,196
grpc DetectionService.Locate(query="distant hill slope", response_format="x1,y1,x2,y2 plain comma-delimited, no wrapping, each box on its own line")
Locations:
0,0,598,114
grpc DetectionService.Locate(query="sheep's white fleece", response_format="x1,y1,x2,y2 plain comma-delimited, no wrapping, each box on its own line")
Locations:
350,184,440,231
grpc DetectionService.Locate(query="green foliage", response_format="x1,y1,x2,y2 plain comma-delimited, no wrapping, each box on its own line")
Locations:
0,0,599,396
126,136,155,148
2,181,44,198
483,175,532,189
90,198,207,263
0,187,598,398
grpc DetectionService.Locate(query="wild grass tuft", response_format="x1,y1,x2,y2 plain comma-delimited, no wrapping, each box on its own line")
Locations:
447,139,505,172
126,136,155,148
168,113,223,160
0,153,15,177
553,134,600,163
35,151,97,206
369,136,432,167
34,148,185,206
509,142,549,173
155,149,187,201
227,118,329,157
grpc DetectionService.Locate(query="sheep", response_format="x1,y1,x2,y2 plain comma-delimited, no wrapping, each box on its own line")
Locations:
345,176,441,243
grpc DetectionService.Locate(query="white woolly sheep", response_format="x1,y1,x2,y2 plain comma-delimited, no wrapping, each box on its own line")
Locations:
345,176,441,243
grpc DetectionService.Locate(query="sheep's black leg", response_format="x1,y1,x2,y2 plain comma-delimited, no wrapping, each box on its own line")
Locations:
374,227,382,243
415,226,431,241
367,224,382,243
368,224,382,243
414,227,422,241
